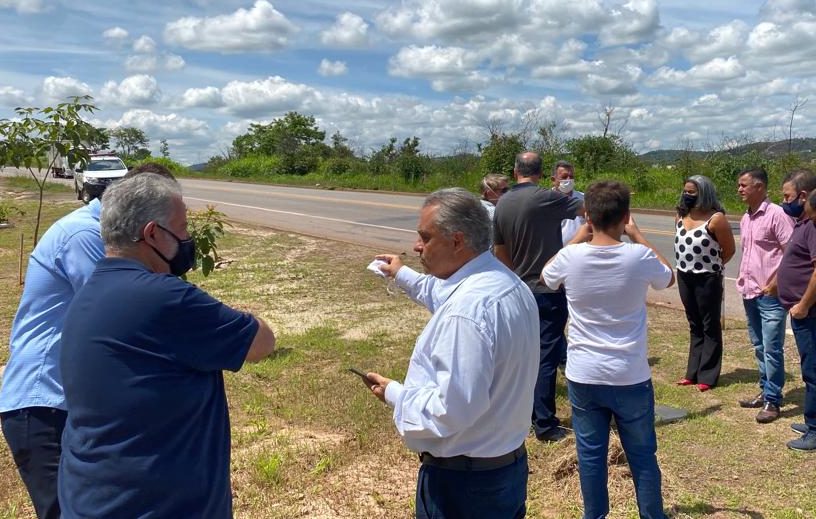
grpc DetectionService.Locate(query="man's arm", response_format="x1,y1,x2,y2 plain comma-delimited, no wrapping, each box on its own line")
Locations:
790,265,816,319
244,317,276,362
375,254,438,311
625,216,675,288
369,316,493,440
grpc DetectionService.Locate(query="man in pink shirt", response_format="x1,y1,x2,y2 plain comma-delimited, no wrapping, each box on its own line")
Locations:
736,167,795,423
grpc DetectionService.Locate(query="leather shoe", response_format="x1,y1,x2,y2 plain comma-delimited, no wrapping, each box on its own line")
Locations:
697,383,712,392
738,393,764,408
676,378,695,386
756,402,781,423
787,432,816,451
791,423,809,434
535,426,569,443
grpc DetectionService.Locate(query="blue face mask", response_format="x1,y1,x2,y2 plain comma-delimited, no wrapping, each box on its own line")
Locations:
782,199,805,218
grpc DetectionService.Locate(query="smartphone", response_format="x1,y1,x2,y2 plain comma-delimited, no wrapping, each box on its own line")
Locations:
348,367,374,386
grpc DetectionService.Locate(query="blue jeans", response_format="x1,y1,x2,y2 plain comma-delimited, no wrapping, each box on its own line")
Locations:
568,380,666,519
791,316,816,433
532,291,568,436
743,295,787,406
415,452,528,518
1,407,66,519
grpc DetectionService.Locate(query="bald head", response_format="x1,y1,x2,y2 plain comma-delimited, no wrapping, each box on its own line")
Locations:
514,152,542,179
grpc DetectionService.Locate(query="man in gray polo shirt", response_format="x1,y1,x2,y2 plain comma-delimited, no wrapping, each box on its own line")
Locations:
494,151,582,442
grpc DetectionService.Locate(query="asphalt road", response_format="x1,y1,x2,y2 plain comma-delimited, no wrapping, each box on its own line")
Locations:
1,168,746,319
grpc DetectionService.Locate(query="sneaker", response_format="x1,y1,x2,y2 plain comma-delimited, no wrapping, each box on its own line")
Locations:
791,423,809,435
787,432,816,451
755,402,781,424
738,393,764,408
535,426,569,443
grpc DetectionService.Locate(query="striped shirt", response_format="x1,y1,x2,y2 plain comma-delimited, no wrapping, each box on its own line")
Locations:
737,198,794,299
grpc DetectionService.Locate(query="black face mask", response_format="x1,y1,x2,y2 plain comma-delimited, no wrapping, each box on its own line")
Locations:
151,224,196,276
782,199,805,218
681,193,698,209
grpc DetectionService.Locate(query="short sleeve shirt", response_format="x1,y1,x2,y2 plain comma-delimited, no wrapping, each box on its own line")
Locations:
778,219,816,317
494,183,580,292
59,258,258,519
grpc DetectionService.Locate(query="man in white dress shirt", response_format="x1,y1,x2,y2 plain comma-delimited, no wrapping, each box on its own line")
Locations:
552,160,586,245
368,188,539,519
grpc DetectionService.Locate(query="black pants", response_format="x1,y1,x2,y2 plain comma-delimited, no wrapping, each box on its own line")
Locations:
1,407,66,519
677,270,723,386
532,291,568,436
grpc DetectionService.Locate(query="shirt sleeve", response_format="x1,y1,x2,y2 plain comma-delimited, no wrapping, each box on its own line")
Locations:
639,245,673,290
387,315,494,440
774,210,795,246
395,265,438,312
163,282,259,372
56,229,105,292
541,248,569,290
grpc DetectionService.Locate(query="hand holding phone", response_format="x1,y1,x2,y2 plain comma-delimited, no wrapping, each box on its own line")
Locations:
348,367,374,386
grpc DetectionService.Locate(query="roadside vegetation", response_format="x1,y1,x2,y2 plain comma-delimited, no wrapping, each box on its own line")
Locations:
0,180,815,518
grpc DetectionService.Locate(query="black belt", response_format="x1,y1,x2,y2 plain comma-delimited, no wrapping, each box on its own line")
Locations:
419,444,526,471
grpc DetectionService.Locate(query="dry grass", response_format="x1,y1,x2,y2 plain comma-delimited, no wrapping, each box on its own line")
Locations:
0,182,815,518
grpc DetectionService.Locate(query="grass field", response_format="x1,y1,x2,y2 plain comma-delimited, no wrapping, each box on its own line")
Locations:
0,179,815,518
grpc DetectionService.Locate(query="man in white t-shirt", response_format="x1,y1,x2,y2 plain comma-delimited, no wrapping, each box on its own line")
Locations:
542,180,674,519
551,160,585,245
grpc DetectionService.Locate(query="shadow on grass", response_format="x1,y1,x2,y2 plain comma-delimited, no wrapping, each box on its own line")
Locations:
716,367,759,388
648,356,660,367
269,347,294,360
781,386,805,418
655,404,722,428
669,502,765,518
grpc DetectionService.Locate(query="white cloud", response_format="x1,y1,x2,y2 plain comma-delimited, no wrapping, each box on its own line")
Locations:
125,53,186,73
220,76,319,115
649,56,745,89
0,85,28,106
0,0,45,14
164,0,298,53
133,35,157,54
179,86,224,108
599,0,661,46
317,59,348,77
102,109,209,138
102,26,128,40
321,12,369,48
376,0,522,42
41,76,93,103
100,75,161,106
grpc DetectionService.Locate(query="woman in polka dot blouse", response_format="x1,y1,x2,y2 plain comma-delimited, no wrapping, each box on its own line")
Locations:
674,175,736,391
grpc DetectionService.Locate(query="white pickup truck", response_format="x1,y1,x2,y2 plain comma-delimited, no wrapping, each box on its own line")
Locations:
73,153,129,203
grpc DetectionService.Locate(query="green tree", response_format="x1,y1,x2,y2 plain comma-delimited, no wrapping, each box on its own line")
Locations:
159,138,169,158
565,134,620,178
231,112,328,175
0,96,98,244
110,127,149,158
478,132,524,176
396,136,428,184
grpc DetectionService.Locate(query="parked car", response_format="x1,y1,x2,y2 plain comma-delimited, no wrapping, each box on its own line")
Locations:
74,153,128,203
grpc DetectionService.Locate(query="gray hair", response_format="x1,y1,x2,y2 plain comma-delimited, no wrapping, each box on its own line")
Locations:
101,173,183,251
678,174,724,216
423,187,490,253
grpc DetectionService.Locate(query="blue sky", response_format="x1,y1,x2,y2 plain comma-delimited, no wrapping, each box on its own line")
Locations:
1,0,813,165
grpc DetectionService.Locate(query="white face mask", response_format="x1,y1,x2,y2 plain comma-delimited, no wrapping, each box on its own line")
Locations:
557,179,574,194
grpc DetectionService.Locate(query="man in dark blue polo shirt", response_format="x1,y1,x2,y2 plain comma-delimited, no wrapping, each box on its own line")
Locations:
777,169,816,451
58,173,277,517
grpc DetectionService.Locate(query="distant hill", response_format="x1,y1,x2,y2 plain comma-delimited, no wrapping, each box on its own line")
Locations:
639,137,816,164
189,163,207,172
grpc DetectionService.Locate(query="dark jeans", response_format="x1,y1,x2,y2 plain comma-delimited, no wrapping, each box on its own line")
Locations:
677,270,723,386
415,451,528,518
532,291,568,436
568,380,666,519
1,407,66,519
791,316,816,433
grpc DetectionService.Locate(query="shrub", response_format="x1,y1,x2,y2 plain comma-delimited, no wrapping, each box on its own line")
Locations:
218,156,283,178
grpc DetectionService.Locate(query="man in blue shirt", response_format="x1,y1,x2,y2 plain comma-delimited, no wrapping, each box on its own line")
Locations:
0,163,174,519
368,188,539,518
58,173,276,518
